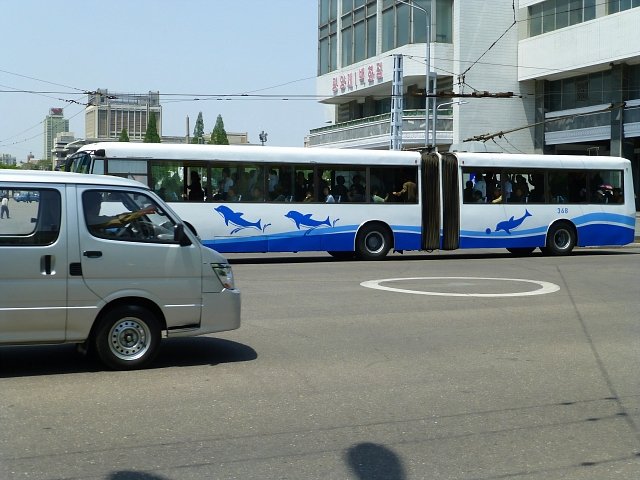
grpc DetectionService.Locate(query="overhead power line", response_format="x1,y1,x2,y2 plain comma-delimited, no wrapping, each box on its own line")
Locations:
463,103,625,143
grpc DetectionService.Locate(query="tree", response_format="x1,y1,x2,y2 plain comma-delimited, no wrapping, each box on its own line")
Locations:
209,114,229,145
119,127,130,142
191,112,205,144
143,113,161,143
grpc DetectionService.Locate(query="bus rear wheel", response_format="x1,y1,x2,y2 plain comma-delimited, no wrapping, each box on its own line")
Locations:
355,224,392,260
543,222,576,256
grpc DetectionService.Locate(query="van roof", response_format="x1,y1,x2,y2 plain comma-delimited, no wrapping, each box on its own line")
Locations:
0,170,145,188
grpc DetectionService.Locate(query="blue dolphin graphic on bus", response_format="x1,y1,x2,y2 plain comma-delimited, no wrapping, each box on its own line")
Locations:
486,209,532,235
285,211,339,231
215,205,270,234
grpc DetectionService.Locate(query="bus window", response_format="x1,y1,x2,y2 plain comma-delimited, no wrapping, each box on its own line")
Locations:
185,166,207,202
371,166,417,203
549,171,569,204
527,172,546,203
589,170,623,204
107,159,148,186
565,171,587,203
319,166,366,203
151,162,183,202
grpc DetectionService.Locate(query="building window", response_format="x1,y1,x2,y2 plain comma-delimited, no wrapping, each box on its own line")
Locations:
607,0,640,13
319,0,338,74
529,0,599,37
382,0,452,53
547,71,612,111
339,0,375,67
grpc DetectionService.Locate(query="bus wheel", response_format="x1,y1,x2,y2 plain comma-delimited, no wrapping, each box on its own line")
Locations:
328,251,355,260
356,224,391,260
544,222,576,256
506,247,535,256
94,305,161,370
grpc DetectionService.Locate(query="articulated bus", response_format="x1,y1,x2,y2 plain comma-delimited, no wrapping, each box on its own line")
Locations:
66,143,636,259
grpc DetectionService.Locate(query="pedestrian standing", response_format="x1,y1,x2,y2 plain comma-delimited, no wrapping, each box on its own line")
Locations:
1,195,9,219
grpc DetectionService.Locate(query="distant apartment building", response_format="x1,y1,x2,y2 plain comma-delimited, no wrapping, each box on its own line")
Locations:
44,108,69,161
51,132,76,168
0,153,17,167
85,89,162,141
311,0,640,206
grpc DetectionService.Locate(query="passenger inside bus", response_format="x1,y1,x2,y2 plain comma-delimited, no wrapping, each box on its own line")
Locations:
391,181,417,203
187,171,204,201
332,175,348,202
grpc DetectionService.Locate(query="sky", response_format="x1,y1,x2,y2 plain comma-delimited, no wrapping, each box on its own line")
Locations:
0,0,328,161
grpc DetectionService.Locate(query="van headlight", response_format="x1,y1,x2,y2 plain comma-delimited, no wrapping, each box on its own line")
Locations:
211,263,235,290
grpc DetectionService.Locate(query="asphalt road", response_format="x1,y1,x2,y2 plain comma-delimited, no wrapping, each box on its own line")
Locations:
1,246,639,480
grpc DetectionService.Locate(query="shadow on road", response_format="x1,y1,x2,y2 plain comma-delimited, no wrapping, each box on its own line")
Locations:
0,337,256,378
109,472,170,480
346,442,406,480
228,248,637,265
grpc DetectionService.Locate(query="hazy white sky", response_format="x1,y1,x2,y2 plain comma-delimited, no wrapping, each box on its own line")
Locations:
0,0,327,161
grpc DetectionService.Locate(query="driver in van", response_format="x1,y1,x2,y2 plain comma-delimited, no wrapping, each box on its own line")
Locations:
84,191,156,236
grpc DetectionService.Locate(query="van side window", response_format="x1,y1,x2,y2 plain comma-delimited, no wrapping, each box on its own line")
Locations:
83,189,179,243
0,188,61,246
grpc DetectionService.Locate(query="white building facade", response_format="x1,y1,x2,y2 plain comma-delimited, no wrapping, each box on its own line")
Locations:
310,0,535,153
519,0,640,206
310,0,640,207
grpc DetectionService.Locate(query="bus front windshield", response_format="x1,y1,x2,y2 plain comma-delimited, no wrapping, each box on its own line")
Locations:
66,153,92,174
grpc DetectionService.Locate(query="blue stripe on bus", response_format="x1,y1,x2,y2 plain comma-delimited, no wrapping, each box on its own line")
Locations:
460,217,634,249
202,214,634,253
201,224,423,253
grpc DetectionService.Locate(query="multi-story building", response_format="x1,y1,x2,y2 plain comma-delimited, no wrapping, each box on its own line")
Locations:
0,153,17,167
43,108,69,161
51,132,76,168
85,89,162,142
310,1,640,207
310,0,534,153
519,0,640,206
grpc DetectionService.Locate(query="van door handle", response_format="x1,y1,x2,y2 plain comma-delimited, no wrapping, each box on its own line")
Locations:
42,255,53,275
83,250,103,258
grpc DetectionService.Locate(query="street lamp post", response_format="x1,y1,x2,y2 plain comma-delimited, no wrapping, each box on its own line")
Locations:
396,0,433,150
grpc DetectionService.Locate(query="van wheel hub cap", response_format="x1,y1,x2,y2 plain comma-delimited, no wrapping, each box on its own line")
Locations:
109,319,151,360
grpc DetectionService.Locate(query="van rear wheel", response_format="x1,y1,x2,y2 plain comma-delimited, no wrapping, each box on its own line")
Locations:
94,305,161,370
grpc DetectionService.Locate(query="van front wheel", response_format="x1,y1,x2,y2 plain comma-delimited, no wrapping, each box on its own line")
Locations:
94,305,161,370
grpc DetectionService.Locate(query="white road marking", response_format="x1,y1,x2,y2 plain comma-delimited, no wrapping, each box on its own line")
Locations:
360,276,560,297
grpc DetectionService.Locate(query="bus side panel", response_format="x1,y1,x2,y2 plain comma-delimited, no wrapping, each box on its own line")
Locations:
459,205,634,249
573,212,635,246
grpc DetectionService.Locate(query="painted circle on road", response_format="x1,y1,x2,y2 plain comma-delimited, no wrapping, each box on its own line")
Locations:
360,276,560,298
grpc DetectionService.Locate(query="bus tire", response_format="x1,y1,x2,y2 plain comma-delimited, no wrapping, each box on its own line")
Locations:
543,222,576,256
94,305,161,370
506,247,535,256
328,251,355,260
355,223,392,260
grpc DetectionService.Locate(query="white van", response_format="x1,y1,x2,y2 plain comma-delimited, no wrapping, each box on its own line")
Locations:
0,170,240,369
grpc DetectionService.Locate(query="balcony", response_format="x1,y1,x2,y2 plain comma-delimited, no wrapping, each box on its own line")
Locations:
544,99,640,145
308,109,453,149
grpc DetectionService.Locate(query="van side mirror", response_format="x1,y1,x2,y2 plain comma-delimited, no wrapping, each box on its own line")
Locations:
174,224,192,246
